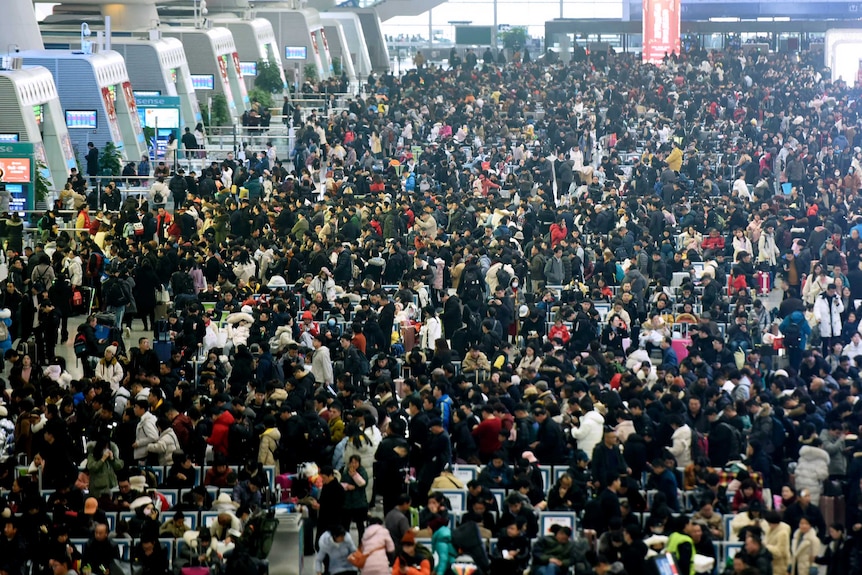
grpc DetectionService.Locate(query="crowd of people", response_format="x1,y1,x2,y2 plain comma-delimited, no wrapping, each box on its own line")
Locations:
0,39,861,575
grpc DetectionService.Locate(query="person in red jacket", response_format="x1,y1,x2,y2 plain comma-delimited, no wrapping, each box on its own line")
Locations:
207,408,235,457
550,218,568,248
701,228,725,253
548,317,571,344
472,405,503,464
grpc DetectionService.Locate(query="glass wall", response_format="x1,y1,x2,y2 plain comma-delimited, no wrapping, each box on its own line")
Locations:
381,0,624,44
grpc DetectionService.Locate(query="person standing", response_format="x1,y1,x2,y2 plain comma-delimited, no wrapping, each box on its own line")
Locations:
181,127,198,161
814,283,844,356
86,142,99,185
314,465,345,545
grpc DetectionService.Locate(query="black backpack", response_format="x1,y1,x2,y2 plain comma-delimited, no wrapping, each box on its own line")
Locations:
496,266,512,289
466,309,483,338
783,320,802,348
104,279,129,307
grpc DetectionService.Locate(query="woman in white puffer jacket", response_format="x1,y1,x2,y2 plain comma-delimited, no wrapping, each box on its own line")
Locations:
794,440,830,503
571,409,604,458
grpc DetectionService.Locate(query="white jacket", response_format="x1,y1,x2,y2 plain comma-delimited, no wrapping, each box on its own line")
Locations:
813,292,844,338
134,411,159,461
758,232,780,266
420,316,443,350
571,410,605,458
794,445,830,502
147,427,180,466
95,360,124,393
669,424,693,468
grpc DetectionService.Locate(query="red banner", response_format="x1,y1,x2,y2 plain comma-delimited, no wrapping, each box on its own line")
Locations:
642,0,680,65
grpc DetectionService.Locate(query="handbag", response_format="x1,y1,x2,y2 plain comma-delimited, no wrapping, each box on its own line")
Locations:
347,545,385,568
132,222,144,236
156,287,170,303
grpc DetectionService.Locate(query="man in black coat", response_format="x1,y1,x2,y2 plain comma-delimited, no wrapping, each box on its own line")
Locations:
531,407,567,464
315,465,345,543
441,293,463,340
85,142,99,184
168,170,188,213
415,417,451,505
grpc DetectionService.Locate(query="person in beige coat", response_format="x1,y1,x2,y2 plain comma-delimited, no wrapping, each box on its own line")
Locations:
764,512,792,575
790,517,820,575
258,416,281,475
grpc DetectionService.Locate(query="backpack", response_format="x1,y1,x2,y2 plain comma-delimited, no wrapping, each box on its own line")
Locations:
240,509,279,559
356,349,371,376
783,320,802,348
89,253,105,277
153,191,164,204
770,415,787,451
718,421,742,460
466,309,483,338
496,266,512,289
104,279,130,307
690,428,709,459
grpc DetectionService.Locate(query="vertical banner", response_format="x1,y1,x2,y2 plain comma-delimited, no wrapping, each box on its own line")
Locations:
122,81,144,136
231,52,250,106
101,86,123,146
642,0,680,64
217,54,236,114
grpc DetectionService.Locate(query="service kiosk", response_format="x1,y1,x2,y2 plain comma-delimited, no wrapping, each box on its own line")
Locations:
210,17,288,92
0,142,36,213
40,32,203,141
19,50,147,162
0,65,76,188
254,7,334,81
134,95,182,160
160,27,250,122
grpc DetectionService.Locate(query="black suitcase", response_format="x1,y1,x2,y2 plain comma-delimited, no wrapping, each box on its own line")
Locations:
155,319,171,342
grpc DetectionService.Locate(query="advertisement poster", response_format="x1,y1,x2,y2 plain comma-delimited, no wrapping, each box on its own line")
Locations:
311,32,319,55
122,81,144,135
0,158,30,183
231,52,250,107
101,86,123,145
642,0,680,64
321,29,329,54
62,133,77,170
217,55,236,112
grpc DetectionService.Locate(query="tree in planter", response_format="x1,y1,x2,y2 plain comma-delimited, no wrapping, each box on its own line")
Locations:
304,63,318,84
499,26,527,51
255,58,284,95
331,56,342,77
34,161,50,205
143,126,157,153
99,141,122,176
209,94,231,127
247,87,273,111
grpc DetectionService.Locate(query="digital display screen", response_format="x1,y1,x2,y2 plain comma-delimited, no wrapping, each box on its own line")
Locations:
33,105,43,124
191,74,215,90
0,134,19,143
285,46,307,60
240,61,257,76
5,184,27,214
66,110,98,129
0,159,30,183
134,91,161,97
144,108,180,129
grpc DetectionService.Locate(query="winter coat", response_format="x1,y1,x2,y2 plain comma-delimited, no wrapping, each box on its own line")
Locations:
765,522,791,575
314,531,357,575
431,526,457,575
758,232,780,266
814,292,844,338
86,441,124,498
358,523,395,575
795,445,830,502
207,410,235,457
95,359,124,392
669,424,694,468
310,345,333,385
134,411,159,461
344,436,376,502
147,428,180,466
790,528,820,575
819,429,847,477
258,427,281,474
571,410,604,458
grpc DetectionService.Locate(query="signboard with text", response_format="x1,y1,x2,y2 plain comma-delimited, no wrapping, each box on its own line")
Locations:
643,0,680,64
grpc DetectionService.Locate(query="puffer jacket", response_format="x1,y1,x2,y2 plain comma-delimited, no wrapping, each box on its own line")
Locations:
147,428,180,466
814,291,844,338
794,444,830,502
86,441,124,498
207,410,235,456
344,436,376,503
258,427,281,474
570,410,604,458
819,429,847,477
134,411,159,461
765,522,791,575
669,424,693,468
359,523,395,575
790,528,820,575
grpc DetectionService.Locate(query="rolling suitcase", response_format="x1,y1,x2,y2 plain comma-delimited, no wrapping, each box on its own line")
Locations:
154,340,172,362
757,271,771,295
